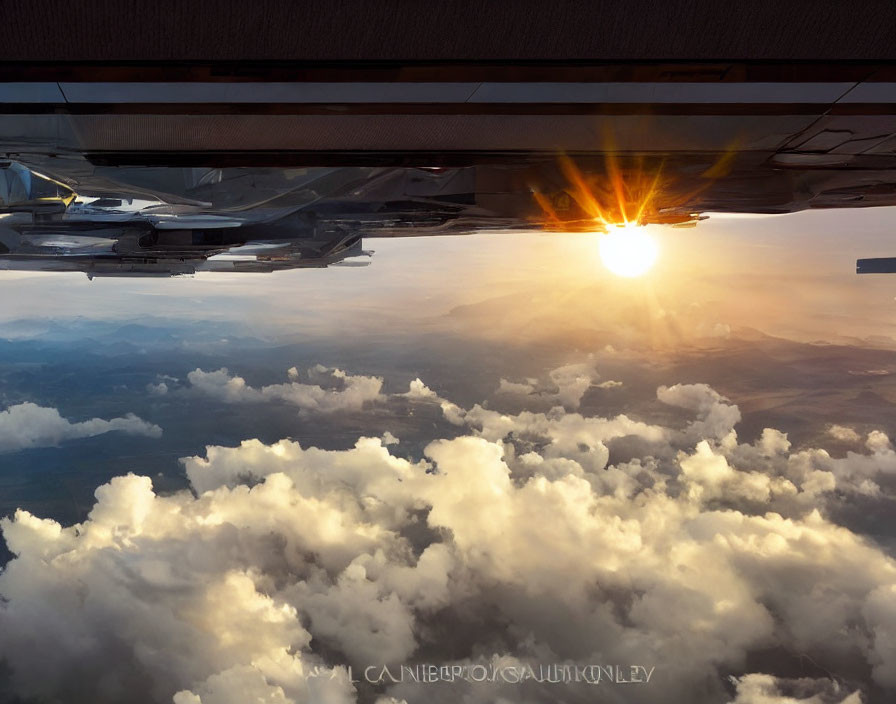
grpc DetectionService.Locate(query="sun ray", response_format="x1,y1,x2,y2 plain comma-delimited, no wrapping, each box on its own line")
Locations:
634,161,665,224
558,155,608,224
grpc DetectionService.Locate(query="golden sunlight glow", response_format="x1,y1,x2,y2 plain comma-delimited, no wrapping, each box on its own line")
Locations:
598,223,659,277
530,140,742,280
530,138,741,281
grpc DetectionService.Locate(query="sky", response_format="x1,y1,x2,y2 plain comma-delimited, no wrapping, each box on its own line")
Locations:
2,207,896,704
3,206,896,342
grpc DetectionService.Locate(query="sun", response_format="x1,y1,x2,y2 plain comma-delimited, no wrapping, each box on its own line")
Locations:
598,223,659,277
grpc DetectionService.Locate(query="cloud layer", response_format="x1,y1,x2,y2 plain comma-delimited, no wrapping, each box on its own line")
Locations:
2,363,896,703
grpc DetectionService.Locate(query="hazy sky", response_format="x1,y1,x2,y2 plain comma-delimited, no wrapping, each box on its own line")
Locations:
2,206,896,345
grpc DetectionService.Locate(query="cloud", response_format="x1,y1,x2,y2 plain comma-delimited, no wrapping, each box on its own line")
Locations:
3,367,896,703
401,378,439,401
726,674,862,704
0,402,162,452
497,378,536,395
494,361,618,410
545,362,596,408
0,474,358,704
401,368,662,474
188,366,384,415
381,431,399,446
658,383,742,443
147,382,169,396
828,425,862,444
866,431,892,454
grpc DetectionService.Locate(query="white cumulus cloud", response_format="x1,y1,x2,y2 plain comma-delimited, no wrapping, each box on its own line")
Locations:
0,402,162,452
188,366,384,415
3,367,896,704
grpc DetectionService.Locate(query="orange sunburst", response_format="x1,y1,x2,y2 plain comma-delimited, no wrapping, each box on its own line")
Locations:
531,140,739,233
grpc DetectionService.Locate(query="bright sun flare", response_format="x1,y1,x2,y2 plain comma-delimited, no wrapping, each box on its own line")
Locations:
598,224,659,277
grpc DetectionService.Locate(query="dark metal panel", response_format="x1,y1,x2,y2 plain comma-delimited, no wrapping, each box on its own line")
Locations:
2,0,895,62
